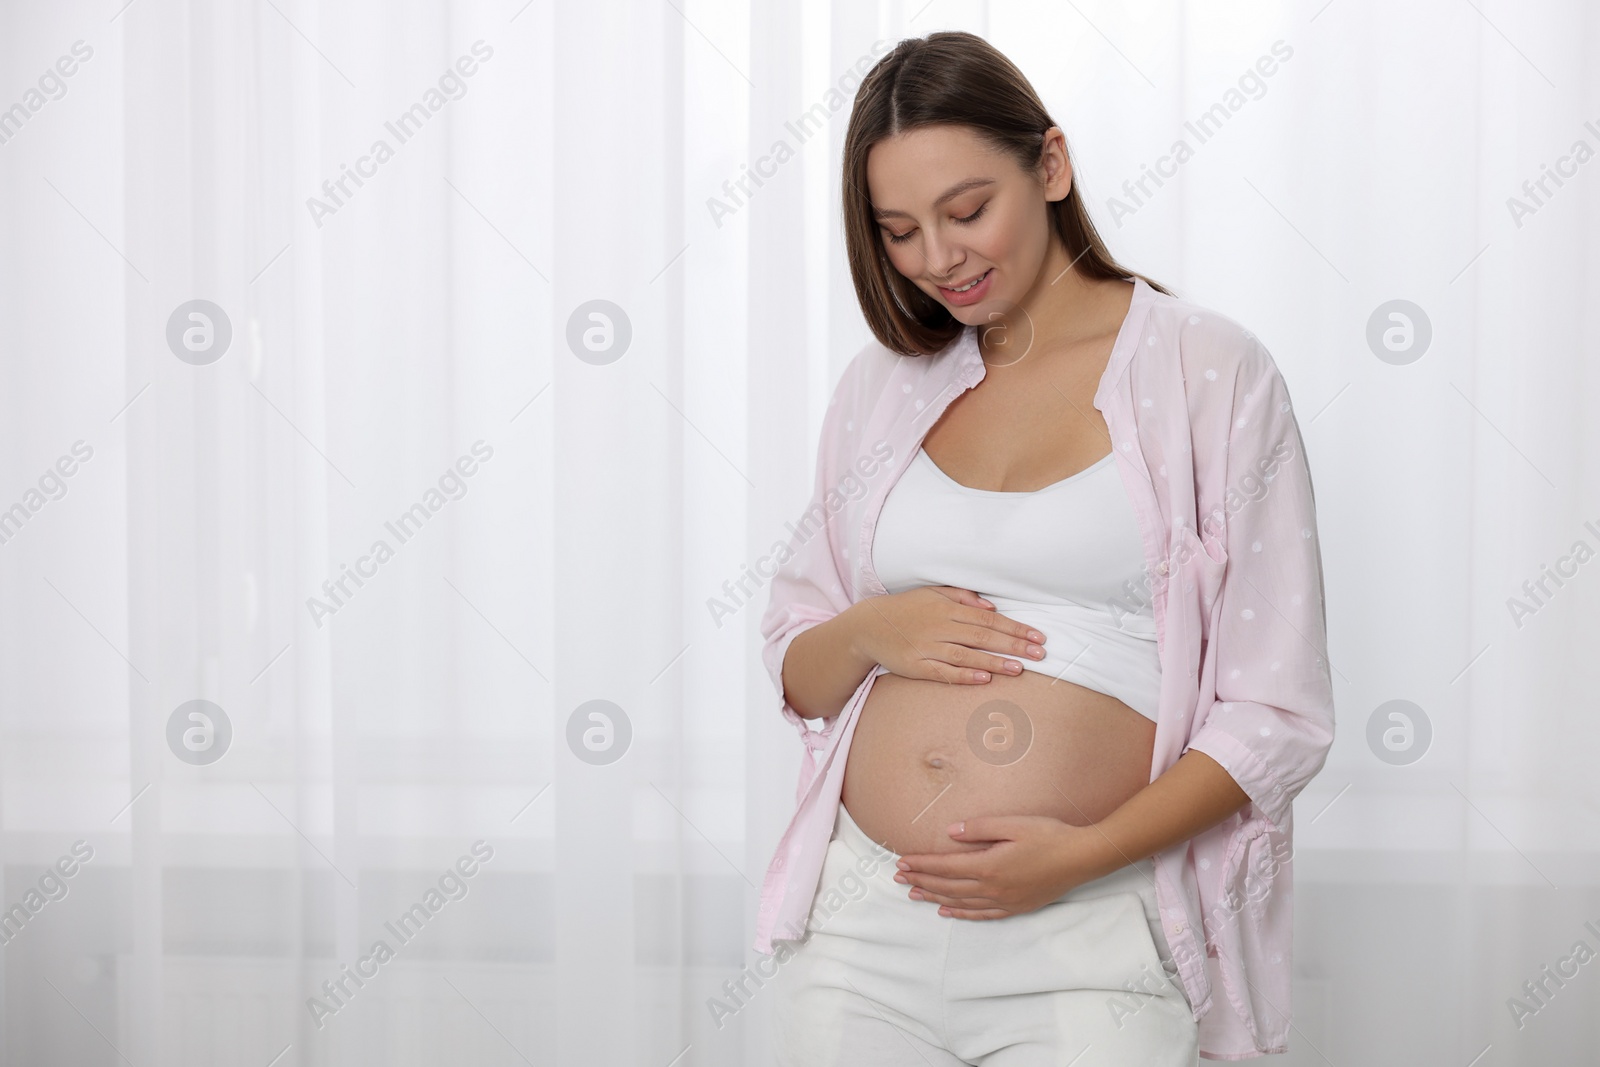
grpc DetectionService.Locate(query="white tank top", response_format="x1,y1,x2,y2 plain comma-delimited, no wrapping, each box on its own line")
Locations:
871,444,1162,721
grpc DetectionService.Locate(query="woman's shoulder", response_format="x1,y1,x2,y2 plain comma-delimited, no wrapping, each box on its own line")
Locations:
835,333,903,399
1140,284,1279,390
827,325,964,418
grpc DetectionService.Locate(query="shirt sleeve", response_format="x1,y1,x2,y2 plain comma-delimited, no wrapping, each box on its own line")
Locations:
1184,337,1336,832
757,361,864,756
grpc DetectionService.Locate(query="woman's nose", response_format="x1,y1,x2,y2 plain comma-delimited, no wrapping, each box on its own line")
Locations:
924,233,965,281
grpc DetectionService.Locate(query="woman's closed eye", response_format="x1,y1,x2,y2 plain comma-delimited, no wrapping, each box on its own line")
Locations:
883,203,988,244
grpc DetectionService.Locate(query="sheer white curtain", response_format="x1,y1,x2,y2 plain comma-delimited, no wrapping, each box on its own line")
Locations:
0,1,1595,1064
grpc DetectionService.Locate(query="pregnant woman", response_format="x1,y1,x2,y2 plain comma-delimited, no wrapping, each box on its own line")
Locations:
756,31,1335,1066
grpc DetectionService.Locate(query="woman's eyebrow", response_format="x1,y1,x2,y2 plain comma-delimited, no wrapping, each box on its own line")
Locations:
872,177,995,219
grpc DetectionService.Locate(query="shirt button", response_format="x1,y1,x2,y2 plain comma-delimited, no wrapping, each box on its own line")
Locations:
1157,561,1170,575
1171,921,1186,934
772,856,786,871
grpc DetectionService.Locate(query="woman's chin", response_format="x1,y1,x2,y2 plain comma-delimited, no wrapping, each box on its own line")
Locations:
945,301,992,324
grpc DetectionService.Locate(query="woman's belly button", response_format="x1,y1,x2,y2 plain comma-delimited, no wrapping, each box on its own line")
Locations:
841,670,1156,858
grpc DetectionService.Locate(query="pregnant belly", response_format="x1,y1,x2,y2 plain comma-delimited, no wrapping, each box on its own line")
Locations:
841,667,1158,857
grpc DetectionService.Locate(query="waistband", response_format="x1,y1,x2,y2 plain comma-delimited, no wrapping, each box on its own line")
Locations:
832,800,1157,905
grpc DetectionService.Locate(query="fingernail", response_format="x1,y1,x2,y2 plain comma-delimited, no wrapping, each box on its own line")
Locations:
1029,631,1044,642
896,860,909,870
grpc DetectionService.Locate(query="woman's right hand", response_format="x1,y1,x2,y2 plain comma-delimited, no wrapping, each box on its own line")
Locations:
848,586,1047,684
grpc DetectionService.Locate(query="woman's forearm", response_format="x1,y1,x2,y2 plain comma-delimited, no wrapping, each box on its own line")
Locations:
779,602,880,719
1073,749,1252,879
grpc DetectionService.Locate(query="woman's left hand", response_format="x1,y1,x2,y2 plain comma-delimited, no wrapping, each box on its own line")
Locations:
892,815,1119,919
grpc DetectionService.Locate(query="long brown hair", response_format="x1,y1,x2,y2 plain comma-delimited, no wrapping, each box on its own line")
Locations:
842,31,1172,356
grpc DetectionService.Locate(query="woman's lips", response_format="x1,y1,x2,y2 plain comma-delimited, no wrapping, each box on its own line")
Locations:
937,268,992,306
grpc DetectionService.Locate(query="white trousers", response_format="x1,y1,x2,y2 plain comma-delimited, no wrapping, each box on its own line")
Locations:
769,802,1199,1066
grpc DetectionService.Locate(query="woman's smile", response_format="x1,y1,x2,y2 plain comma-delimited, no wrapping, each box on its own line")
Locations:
937,266,994,306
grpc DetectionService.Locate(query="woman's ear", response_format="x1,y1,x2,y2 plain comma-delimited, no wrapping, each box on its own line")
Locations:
1039,126,1073,202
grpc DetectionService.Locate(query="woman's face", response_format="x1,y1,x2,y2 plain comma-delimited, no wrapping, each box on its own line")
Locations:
865,123,1069,325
